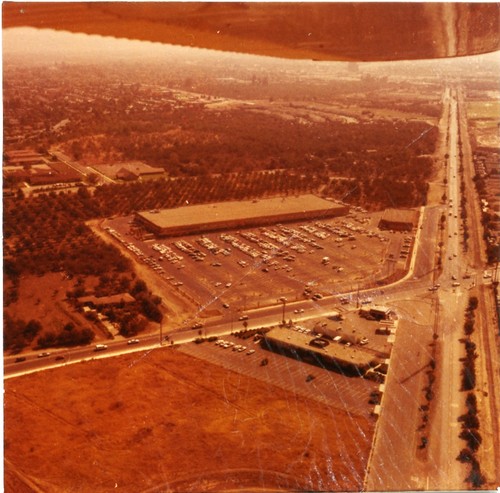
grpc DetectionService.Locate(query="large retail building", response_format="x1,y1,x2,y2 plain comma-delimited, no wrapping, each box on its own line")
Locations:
135,195,348,237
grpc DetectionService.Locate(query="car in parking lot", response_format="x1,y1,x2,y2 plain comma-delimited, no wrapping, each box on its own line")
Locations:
247,349,255,355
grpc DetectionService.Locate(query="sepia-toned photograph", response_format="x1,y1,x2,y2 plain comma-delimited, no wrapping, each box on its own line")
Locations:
2,3,500,492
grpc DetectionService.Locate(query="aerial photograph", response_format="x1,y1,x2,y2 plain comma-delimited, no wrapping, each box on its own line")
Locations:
2,3,499,492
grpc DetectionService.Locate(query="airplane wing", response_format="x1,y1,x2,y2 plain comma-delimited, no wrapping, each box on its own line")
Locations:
3,2,500,61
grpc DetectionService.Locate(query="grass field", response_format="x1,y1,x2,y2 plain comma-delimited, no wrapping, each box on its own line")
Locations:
4,349,375,492
467,100,500,120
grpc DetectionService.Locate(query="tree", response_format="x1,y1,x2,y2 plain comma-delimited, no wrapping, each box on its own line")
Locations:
23,320,42,341
131,280,147,296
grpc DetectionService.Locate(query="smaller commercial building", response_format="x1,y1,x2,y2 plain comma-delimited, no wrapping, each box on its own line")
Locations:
262,327,379,376
94,161,164,181
3,149,45,166
359,305,392,321
378,208,419,231
77,293,136,308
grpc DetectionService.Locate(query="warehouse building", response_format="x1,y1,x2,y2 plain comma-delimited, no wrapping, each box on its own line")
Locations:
378,208,419,231
262,327,380,376
135,195,348,237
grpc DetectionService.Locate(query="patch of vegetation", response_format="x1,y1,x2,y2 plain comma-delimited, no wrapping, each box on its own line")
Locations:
36,322,95,349
456,298,485,489
3,315,42,353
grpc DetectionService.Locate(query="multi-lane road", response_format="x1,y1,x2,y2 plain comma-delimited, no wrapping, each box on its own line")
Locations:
365,86,499,490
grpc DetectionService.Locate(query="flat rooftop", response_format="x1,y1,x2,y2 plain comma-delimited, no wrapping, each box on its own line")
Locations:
379,208,418,225
265,327,377,368
137,195,346,230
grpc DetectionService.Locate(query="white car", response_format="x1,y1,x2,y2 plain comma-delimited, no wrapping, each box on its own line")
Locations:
127,339,140,345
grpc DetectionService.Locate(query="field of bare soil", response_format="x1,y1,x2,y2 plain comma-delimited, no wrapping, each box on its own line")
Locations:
4,274,103,347
4,349,374,492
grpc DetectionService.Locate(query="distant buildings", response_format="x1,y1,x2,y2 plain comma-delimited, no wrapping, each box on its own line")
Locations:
135,194,349,237
92,162,165,181
3,149,82,186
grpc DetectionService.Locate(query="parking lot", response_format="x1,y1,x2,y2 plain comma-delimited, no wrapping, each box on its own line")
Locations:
178,332,380,418
104,210,413,317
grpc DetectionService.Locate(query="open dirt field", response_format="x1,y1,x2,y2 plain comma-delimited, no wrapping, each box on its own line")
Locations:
4,348,375,493
4,273,103,347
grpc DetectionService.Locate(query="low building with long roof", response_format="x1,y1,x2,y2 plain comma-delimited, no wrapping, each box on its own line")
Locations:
262,327,380,376
378,208,419,231
135,194,348,237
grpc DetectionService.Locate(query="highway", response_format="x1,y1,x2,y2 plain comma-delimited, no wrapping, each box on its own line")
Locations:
365,86,497,491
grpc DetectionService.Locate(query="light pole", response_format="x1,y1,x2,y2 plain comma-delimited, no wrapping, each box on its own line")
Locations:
278,297,287,325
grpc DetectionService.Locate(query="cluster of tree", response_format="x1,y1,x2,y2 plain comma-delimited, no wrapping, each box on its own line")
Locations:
456,392,485,488
323,174,429,210
36,322,95,349
130,279,163,323
416,357,436,450
93,171,317,215
473,173,500,264
93,273,132,298
3,187,131,297
457,130,470,251
3,314,42,353
63,107,438,179
460,297,479,391
78,278,163,337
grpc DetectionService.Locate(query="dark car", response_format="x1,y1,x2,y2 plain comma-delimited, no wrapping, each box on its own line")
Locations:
14,357,26,363
55,356,65,361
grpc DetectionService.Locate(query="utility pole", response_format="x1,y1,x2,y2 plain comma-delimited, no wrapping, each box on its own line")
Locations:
278,297,287,325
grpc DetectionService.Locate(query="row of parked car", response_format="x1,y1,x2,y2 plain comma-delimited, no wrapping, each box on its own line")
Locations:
214,339,256,355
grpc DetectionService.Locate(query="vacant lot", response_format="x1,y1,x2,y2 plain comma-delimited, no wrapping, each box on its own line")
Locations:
4,349,374,492
467,100,500,120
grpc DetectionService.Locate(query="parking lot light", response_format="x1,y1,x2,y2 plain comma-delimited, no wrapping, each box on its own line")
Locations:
278,297,287,325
